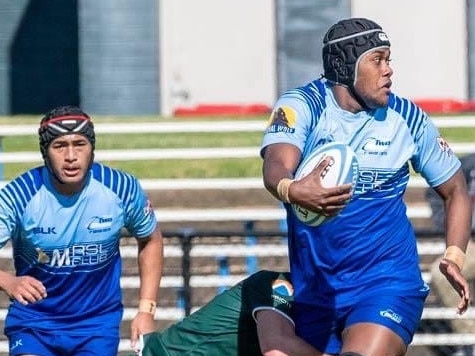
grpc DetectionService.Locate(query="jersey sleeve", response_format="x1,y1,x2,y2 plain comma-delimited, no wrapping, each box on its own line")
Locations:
0,187,17,248
123,176,158,238
244,271,295,327
411,118,461,187
260,92,314,158
0,172,36,249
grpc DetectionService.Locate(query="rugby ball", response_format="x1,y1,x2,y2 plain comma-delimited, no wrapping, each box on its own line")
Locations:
291,142,359,226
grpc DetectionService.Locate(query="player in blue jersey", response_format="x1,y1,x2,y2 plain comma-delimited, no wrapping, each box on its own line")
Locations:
261,17,472,356
0,106,164,356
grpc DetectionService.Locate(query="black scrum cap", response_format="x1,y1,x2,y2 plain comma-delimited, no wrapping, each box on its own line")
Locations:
322,18,390,87
39,105,95,159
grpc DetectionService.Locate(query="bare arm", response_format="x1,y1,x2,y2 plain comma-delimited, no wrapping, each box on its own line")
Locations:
256,309,322,356
434,169,472,314
130,225,164,346
436,169,472,250
262,143,302,200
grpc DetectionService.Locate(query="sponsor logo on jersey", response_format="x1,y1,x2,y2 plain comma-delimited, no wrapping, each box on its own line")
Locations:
436,136,454,155
420,283,430,293
379,309,403,323
315,137,335,147
271,278,293,309
354,168,403,195
272,278,294,297
87,216,113,233
362,137,390,155
10,338,22,351
33,226,57,235
47,243,109,267
265,106,296,134
143,199,153,216
36,247,50,263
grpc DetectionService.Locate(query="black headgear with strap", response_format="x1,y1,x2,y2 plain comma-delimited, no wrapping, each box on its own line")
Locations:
39,105,95,159
322,18,391,87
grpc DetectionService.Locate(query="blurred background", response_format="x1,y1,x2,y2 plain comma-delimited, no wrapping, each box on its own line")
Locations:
0,0,474,117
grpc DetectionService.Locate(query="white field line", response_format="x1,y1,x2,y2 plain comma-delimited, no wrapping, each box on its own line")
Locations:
0,143,474,164
141,176,429,190
0,116,473,136
0,121,265,136
0,176,429,190
0,240,446,260
153,205,431,222
0,203,434,224
0,147,260,163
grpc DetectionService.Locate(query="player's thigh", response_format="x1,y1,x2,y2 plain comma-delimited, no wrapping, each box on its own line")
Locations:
341,322,406,356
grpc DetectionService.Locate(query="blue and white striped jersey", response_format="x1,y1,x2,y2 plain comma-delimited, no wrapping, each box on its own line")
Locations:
261,79,459,307
0,162,157,335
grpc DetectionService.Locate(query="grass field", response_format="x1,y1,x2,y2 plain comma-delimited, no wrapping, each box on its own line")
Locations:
0,115,473,180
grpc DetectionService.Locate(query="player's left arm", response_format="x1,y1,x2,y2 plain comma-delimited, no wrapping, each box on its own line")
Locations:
412,116,472,314
255,309,322,356
436,169,472,255
130,224,164,348
433,169,472,314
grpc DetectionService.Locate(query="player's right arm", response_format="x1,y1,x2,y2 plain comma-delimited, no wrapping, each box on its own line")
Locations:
255,309,322,356
0,175,47,306
262,143,351,216
262,142,301,200
0,270,47,305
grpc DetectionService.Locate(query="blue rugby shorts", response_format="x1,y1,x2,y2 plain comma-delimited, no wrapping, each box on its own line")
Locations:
294,291,427,354
8,328,120,356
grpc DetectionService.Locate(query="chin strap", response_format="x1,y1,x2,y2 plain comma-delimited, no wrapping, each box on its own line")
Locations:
348,84,370,111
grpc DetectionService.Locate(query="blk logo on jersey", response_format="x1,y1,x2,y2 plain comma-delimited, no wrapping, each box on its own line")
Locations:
265,106,296,134
33,227,57,235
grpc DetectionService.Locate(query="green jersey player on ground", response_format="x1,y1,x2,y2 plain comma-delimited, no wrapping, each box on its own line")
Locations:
133,270,321,356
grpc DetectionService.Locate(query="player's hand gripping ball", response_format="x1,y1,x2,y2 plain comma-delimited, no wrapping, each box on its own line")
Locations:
292,142,359,226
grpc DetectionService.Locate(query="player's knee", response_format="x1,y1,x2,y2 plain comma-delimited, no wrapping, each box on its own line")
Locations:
340,353,364,356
